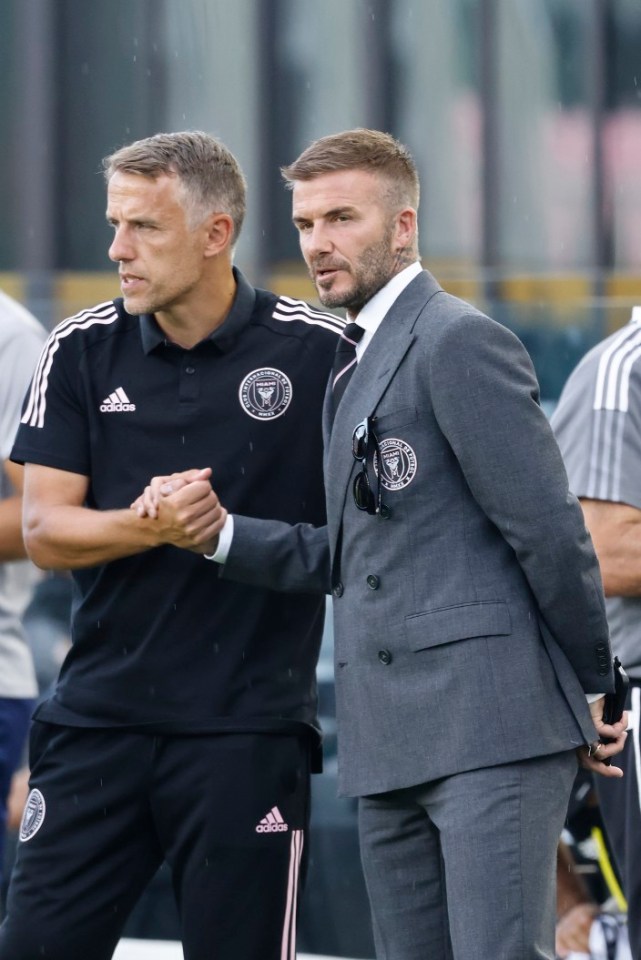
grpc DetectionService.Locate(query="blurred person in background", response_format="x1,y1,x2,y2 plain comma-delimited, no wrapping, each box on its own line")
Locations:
0,292,46,911
552,305,641,960
0,131,343,960
3,572,72,905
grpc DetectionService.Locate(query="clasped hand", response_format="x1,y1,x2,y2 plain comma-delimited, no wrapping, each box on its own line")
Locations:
577,698,628,778
131,466,226,554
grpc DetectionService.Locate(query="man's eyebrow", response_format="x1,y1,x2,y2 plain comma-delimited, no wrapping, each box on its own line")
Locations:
292,205,357,223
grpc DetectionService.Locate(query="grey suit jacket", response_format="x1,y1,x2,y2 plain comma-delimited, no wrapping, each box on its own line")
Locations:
224,270,614,797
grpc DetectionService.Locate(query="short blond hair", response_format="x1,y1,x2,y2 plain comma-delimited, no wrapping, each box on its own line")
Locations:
282,128,420,212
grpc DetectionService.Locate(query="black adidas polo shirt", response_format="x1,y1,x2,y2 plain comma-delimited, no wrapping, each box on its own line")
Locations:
12,269,343,741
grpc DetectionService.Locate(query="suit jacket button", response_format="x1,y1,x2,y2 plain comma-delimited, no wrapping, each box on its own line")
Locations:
333,582,344,598
598,667,609,677
596,643,607,653
367,575,380,590
378,649,392,665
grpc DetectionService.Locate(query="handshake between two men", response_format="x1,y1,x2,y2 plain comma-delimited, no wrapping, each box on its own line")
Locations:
131,465,629,780
132,466,225,556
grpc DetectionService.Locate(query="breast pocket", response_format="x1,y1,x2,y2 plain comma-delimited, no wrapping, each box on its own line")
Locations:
370,408,420,495
373,406,418,436
404,600,512,652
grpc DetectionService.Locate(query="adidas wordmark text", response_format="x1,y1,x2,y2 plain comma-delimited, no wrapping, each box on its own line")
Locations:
100,387,136,413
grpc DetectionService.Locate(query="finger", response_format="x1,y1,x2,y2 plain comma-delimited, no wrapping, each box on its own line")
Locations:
597,712,629,739
133,485,156,519
159,468,212,497
582,753,624,777
158,492,222,536
591,733,627,763
184,504,226,538
172,499,226,538
592,761,624,777
168,480,216,507
150,472,194,500
189,510,228,551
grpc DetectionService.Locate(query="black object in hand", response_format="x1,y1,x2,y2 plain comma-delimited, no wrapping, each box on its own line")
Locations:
599,656,629,765
602,656,629,726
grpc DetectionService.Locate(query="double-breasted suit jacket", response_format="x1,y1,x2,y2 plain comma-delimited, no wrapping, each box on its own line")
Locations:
225,269,614,798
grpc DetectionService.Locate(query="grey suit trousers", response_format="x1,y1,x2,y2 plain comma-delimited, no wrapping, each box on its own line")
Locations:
358,751,577,960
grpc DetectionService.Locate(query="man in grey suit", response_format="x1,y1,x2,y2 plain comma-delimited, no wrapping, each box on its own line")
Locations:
137,129,627,960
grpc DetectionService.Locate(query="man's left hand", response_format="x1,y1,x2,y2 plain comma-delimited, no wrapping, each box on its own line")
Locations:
577,697,628,777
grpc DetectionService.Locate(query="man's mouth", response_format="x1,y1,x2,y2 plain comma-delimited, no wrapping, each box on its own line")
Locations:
120,273,144,291
314,264,344,282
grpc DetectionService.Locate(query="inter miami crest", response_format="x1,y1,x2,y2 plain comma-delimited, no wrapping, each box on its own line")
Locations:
239,368,292,420
19,788,46,842
375,437,418,491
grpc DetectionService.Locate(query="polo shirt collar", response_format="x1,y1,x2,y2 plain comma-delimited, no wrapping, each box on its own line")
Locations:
138,267,256,354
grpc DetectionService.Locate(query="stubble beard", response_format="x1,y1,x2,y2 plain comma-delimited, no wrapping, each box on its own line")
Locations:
313,228,398,313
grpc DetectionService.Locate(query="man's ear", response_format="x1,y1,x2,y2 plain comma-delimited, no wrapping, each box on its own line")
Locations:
203,213,235,258
395,207,417,250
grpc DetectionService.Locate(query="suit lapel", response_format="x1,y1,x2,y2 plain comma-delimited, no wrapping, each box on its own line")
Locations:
325,270,442,555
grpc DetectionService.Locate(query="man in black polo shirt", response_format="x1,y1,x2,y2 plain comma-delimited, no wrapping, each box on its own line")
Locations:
2,131,343,960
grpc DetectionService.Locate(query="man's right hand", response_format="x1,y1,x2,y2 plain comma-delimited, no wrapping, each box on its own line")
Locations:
132,467,225,554
132,467,211,518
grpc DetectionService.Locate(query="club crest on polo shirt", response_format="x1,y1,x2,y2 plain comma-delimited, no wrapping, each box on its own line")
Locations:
19,788,46,842
239,368,292,420
374,438,418,491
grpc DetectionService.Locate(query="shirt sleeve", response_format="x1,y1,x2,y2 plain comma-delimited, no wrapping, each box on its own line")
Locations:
552,354,641,511
205,513,235,563
0,326,46,461
11,331,91,475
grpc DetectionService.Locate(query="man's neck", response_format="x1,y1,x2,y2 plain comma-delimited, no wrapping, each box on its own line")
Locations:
154,272,237,349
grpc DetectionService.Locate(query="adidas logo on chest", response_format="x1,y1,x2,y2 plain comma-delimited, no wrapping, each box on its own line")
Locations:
100,387,136,413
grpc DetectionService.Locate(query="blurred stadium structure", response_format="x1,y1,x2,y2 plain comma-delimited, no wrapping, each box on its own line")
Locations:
1,0,641,402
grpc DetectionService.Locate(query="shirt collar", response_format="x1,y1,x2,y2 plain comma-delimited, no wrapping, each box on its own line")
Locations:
139,267,256,354
351,261,423,337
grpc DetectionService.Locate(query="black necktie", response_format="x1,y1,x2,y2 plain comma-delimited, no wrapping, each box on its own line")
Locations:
332,322,365,419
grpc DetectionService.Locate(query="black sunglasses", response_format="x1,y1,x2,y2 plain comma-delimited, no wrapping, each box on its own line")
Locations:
351,417,389,517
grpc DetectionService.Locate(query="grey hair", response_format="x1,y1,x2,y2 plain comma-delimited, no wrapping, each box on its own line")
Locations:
103,131,247,243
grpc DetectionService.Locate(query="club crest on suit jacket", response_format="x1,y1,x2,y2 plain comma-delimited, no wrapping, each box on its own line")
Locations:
375,437,418,491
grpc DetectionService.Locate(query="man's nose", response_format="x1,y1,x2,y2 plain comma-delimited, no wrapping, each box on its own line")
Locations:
108,228,133,262
303,223,332,257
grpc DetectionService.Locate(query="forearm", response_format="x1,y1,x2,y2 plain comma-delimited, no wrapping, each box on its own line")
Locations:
581,499,641,596
23,503,161,570
0,495,28,561
593,532,641,596
22,464,225,571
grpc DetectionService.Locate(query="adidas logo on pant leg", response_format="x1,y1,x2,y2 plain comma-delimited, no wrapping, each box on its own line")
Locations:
255,805,289,833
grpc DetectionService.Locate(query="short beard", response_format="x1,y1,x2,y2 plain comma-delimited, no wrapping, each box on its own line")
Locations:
315,226,400,313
